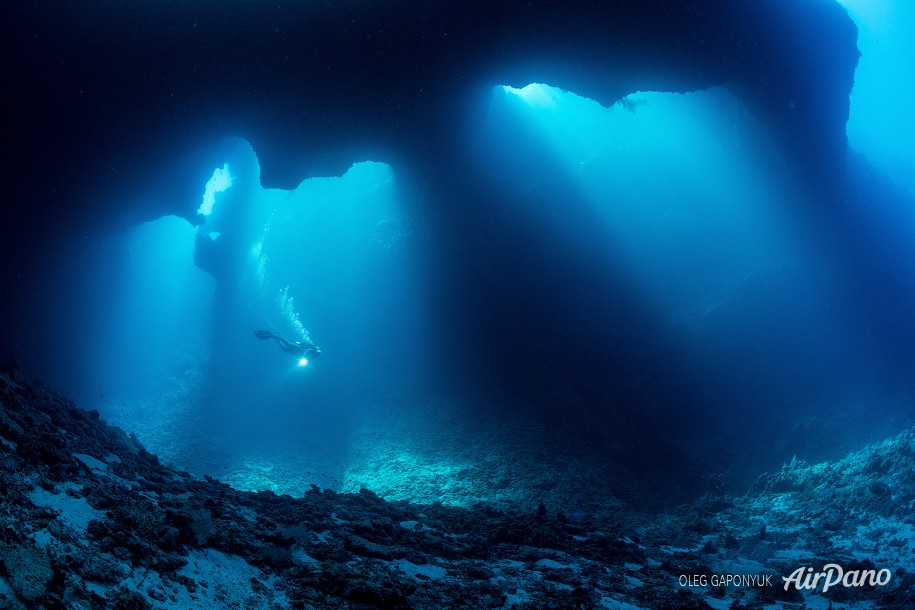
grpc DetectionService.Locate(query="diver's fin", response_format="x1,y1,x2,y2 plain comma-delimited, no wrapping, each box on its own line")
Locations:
254,329,277,340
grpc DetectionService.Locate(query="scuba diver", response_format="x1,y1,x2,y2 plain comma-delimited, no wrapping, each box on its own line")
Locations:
255,329,322,363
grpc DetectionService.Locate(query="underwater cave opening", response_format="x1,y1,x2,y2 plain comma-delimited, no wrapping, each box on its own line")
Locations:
12,63,915,509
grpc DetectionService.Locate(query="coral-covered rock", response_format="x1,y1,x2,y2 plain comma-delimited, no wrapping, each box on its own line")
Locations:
2,370,915,609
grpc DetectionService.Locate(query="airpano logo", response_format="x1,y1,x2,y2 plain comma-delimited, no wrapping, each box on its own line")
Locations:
782,563,892,593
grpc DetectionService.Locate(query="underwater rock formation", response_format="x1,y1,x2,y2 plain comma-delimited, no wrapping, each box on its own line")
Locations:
3,0,856,249
2,366,914,608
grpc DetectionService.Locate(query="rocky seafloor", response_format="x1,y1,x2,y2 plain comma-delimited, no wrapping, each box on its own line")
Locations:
2,364,914,609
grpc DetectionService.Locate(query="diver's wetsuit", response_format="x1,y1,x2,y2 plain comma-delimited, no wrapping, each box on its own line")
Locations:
255,329,322,359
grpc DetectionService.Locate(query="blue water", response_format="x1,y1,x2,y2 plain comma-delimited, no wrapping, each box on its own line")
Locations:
7,1,915,505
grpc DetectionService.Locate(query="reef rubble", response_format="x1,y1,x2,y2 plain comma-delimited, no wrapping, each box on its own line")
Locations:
1,365,914,609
